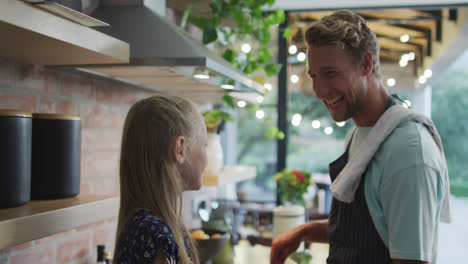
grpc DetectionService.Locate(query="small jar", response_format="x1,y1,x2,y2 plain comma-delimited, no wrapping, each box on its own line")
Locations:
0,109,32,208
31,113,81,199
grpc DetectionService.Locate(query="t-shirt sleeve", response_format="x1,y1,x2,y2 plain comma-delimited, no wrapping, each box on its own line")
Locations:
116,215,180,264
380,163,441,261
141,221,179,264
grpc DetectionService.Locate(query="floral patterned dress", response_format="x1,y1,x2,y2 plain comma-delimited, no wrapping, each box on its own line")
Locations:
115,209,185,264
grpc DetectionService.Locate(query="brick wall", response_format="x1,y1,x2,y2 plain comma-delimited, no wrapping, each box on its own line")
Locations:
0,58,154,264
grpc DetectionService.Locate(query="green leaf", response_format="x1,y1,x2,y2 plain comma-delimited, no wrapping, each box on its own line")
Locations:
266,13,276,26
265,63,282,76
290,251,312,264
222,49,236,64
265,127,285,140
243,61,259,74
257,48,272,64
275,8,286,24
283,27,292,38
265,127,277,139
247,0,257,8
267,0,275,7
253,6,263,18
209,0,223,13
181,5,193,29
222,94,236,109
245,24,254,34
230,6,244,27
190,16,209,29
277,131,285,140
260,31,271,45
202,23,218,44
248,104,259,111
221,111,234,121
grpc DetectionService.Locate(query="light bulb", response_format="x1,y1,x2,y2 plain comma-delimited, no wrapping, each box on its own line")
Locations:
312,120,321,129
241,43,251,53
400,34,410,43
290,74,299,84
256,110,265,119
386,78,396,87
297,52,306,62
288,45,297,54
237,101,246,108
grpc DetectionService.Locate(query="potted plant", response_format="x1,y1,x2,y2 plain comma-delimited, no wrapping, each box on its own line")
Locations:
202,95,234,176
274,169,312,206
272,169,313,242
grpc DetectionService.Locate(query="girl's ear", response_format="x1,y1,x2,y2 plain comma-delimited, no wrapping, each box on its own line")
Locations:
173,136,186,164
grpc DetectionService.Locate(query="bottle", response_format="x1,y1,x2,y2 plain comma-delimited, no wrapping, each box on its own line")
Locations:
97,245,106,263
105,251,112,264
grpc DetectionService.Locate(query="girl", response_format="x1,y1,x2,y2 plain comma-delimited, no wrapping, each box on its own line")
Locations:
114,95,207,264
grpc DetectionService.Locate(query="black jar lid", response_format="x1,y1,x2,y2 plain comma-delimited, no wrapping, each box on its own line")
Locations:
32,113,80,121
0,109,32,118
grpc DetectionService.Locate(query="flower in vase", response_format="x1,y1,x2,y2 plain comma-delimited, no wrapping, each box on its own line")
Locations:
274,169,313,206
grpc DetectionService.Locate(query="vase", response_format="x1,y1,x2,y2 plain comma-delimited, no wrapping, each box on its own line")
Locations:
204,132,223,176
272,203,306,250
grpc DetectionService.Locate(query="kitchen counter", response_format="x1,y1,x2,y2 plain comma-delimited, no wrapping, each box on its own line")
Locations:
234,240,329,264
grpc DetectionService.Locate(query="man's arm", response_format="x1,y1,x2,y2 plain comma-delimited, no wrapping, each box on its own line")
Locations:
299,219,328,243
270,220,328,264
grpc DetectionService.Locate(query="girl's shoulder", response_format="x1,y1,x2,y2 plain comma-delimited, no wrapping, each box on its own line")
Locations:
130,208,175,238
116,209,180,264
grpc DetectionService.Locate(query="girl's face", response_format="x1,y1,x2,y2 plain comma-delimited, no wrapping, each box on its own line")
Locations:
181,118,208,191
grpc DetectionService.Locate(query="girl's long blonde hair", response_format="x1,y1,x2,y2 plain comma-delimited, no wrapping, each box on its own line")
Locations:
115,95,201,264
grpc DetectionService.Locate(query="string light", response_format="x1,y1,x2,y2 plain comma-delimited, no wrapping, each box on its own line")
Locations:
419,76,427,84
237,101,246,108
424,69,433,78
297,52,306,62
400,34,410,43
256,110,265,119
288,45,297,54
290,74,299,84
312,120,321,129
241,43,251,53
292,113,302,126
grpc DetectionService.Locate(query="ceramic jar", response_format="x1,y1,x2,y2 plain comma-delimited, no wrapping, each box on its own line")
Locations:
0,110,32,208
31,113,81,199
204,132,223,176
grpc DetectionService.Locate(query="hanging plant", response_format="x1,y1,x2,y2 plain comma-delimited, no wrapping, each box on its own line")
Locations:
181,0,291,77
181,0,289,140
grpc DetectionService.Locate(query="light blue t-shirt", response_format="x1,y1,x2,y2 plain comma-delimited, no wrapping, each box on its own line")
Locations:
349,121,448,263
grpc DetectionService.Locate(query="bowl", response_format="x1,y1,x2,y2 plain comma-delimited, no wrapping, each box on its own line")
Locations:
192,229,228,264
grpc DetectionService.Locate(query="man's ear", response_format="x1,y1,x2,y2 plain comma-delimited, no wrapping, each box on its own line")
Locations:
360,51,373,76
173,136,186,164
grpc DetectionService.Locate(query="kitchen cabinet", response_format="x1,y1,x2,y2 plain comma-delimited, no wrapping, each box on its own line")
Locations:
0,0,129,65
0,194,119,250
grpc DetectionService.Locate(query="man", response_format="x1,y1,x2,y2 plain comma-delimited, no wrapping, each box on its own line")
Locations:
270,10,451,264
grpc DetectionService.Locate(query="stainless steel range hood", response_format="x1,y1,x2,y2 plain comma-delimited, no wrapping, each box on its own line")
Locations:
77,3,265,103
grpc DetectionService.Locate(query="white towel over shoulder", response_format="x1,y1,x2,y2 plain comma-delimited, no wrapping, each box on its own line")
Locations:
329,104,452,223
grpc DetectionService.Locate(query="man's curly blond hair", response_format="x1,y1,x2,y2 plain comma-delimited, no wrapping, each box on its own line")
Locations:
305,10,381,79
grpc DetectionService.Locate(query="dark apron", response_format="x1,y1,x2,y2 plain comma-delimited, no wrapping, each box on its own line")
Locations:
326,97,396,264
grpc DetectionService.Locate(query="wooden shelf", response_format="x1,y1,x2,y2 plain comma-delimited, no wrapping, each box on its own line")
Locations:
202,166,256,186
0,0,129,65
0,195,119,250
